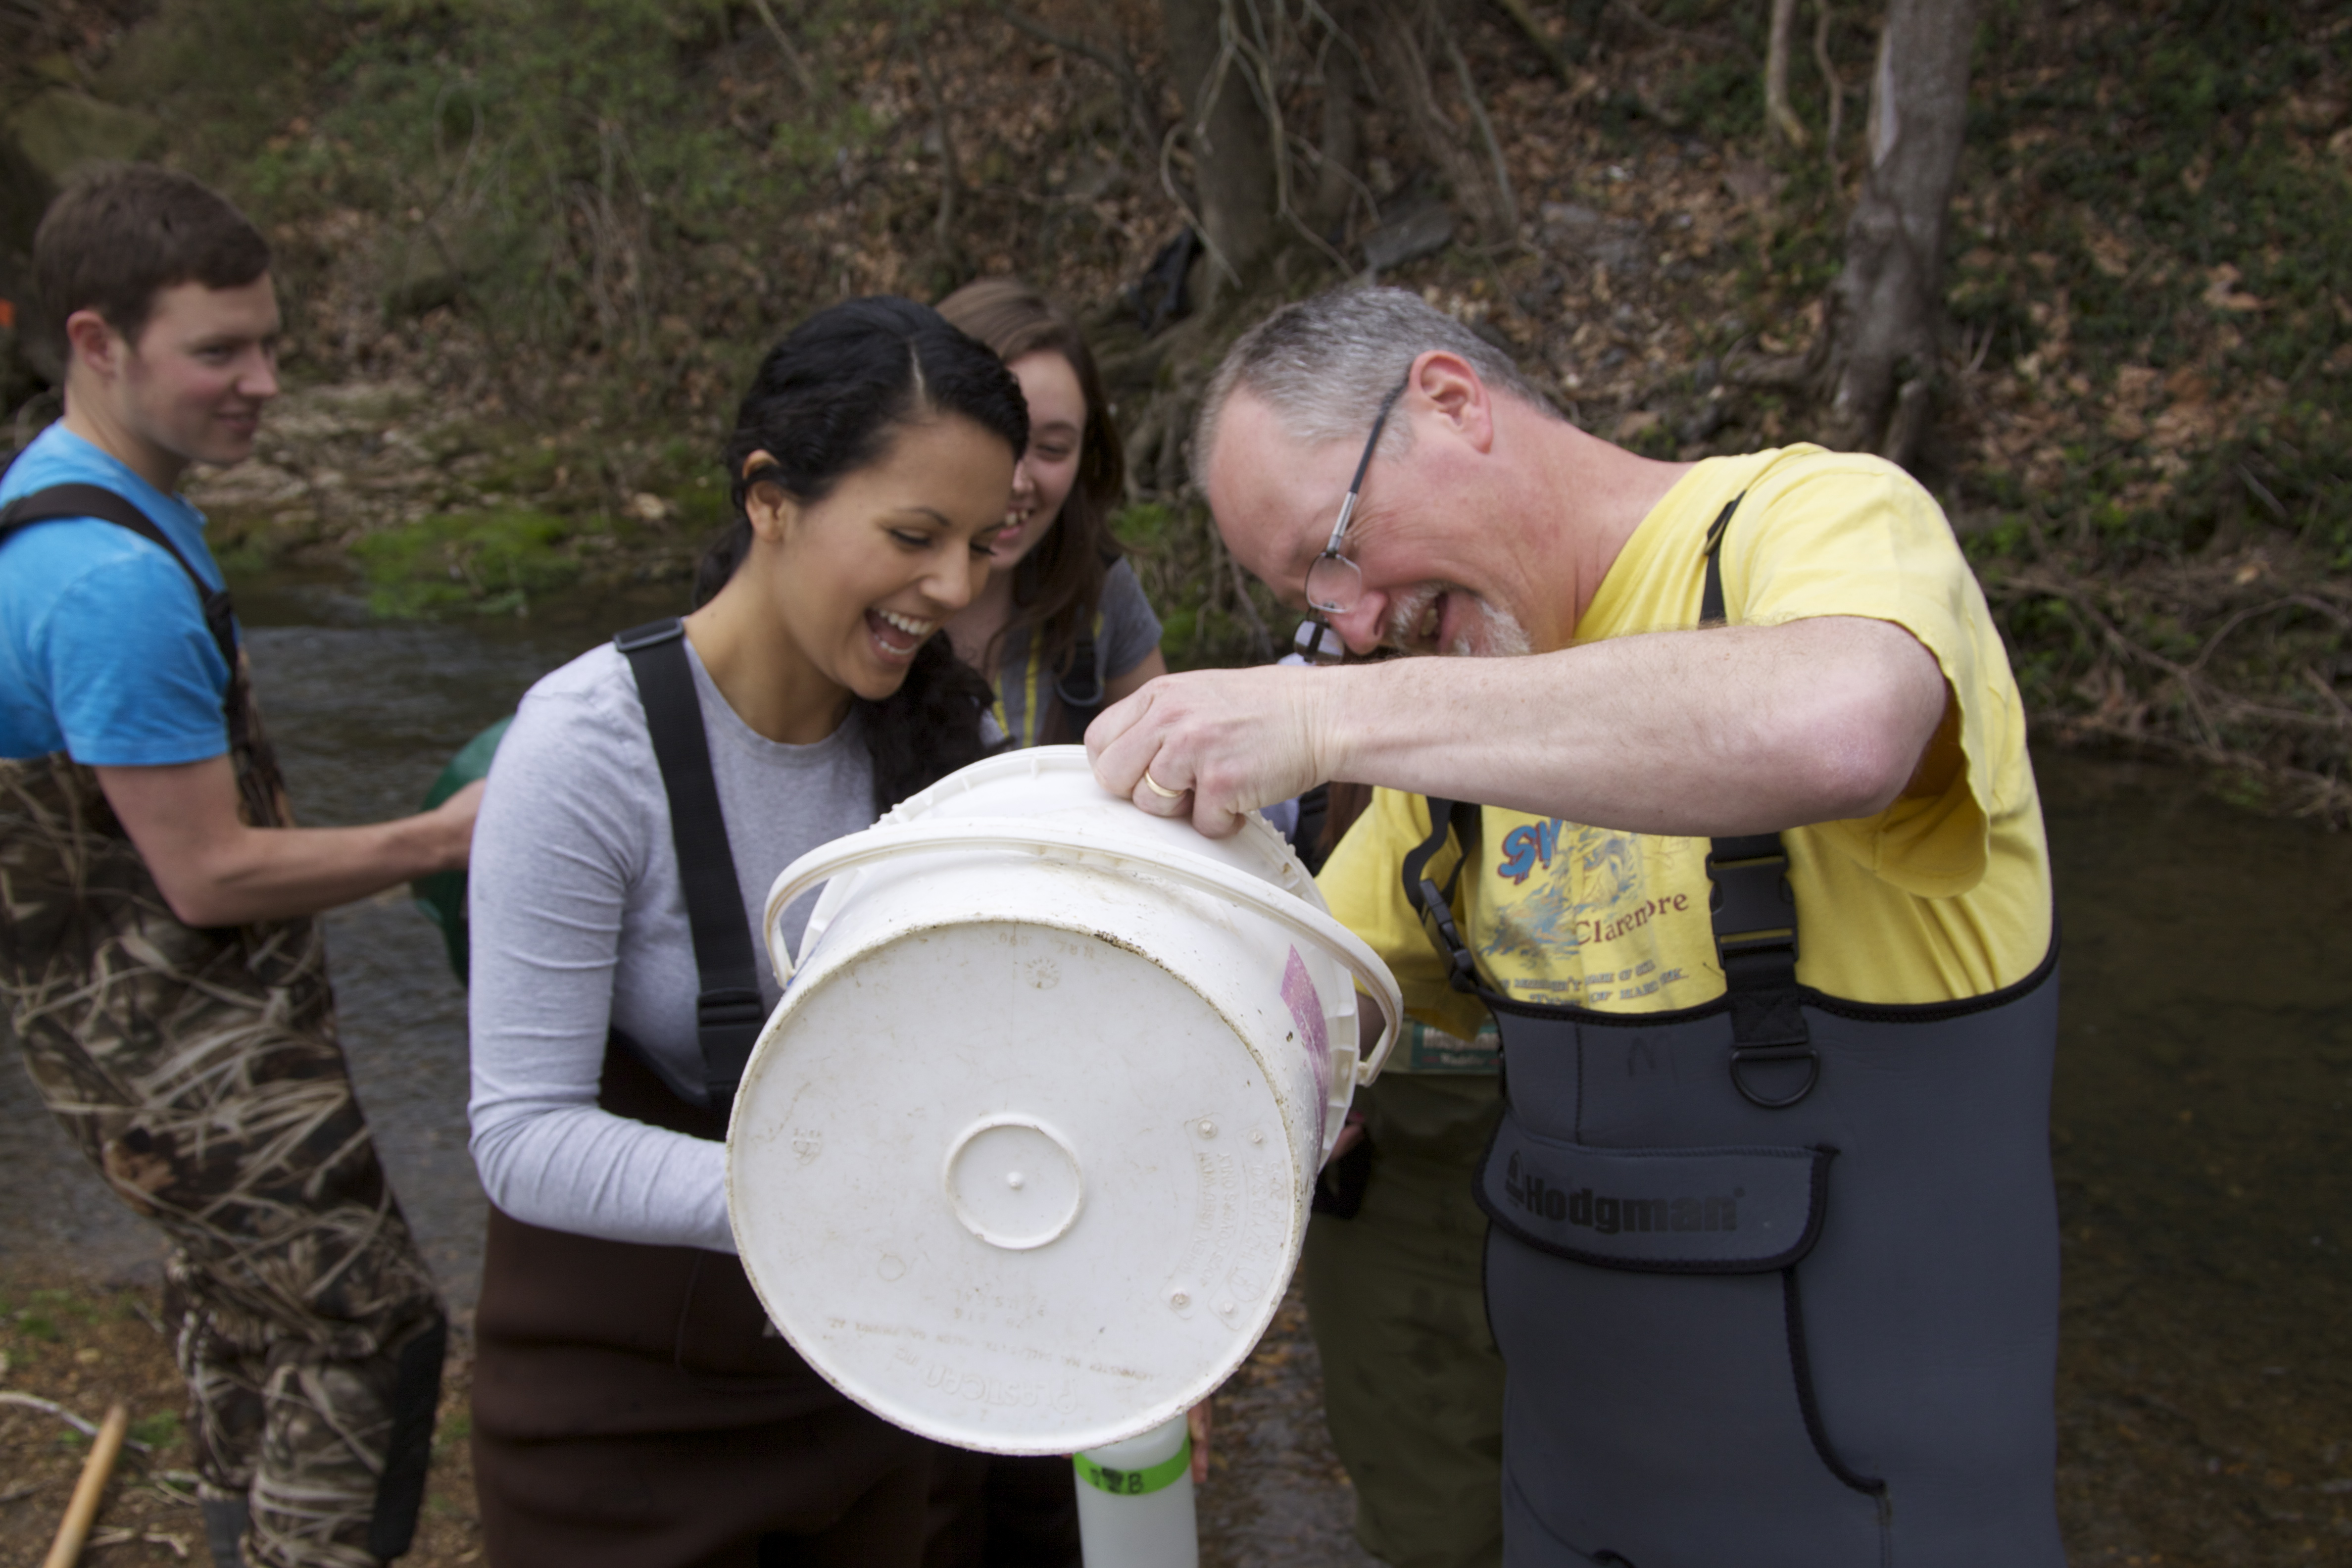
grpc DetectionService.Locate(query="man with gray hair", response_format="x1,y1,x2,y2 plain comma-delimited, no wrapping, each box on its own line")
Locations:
1090,286,2064,1567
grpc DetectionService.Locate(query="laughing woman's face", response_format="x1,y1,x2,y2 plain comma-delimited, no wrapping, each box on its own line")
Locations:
747,414,1014,703
983,350,1086,571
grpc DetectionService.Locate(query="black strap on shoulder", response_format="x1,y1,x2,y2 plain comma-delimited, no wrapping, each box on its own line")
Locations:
1401,797,1488,996
615,617,766,1110
1697,491,1744,626
1696,491,1816,1108
0,482,242,682
1052,632,1105,741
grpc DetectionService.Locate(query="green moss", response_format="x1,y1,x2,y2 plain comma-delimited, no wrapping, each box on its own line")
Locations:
352,507,582,618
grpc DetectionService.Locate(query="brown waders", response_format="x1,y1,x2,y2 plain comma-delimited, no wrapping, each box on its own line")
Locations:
0,486,448,1568
469,1042,938,1568
466,618,938,1567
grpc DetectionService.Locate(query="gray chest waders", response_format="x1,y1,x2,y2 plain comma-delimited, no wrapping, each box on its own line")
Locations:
1402,500,2065,1568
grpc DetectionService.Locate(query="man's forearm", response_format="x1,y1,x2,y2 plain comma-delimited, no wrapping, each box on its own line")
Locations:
1320,617,1948,837
96,758,479,928
161,814,472,927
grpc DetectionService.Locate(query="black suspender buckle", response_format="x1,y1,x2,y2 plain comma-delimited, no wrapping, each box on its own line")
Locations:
696,986,766,1105
1417,877,1482,994
697,986,765,1034
1705,835,1798,963
1706,831,1815,1108
614,617,686,654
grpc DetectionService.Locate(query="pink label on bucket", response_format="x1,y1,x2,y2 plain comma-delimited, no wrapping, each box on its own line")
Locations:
1281,946,1332,1114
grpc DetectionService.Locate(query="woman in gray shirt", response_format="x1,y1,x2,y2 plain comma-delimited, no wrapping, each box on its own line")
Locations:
938,278,1165,750
464,298,1028,1567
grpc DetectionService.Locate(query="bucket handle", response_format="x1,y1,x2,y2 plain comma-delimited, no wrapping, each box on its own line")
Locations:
763,821,1402,1084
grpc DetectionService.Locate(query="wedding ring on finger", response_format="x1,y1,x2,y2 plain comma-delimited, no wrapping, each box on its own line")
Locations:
1142,770,1186,799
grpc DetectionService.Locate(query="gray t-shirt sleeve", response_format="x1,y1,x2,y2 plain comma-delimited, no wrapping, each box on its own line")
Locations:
1097,557,1163,680
465,665,735,1253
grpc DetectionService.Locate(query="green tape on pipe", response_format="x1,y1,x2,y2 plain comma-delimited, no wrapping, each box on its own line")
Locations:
410,715,512,985
1072,1431,1191,1497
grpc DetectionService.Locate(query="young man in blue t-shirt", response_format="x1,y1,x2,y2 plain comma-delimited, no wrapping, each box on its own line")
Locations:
0,165,479,1568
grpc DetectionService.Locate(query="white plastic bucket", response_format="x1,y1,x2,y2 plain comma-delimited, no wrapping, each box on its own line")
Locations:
726,746,1400,1457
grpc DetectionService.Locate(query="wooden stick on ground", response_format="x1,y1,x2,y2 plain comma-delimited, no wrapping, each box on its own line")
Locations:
43,1400,128,1568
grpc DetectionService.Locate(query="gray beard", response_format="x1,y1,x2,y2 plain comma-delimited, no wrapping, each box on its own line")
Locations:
1385,583,1533,658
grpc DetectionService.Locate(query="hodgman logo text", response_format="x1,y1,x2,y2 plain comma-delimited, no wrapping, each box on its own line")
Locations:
1504,1152,1738,1234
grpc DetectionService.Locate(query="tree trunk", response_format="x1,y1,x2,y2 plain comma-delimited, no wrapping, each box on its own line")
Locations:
1162,0,1279,292
1821,0,1980,466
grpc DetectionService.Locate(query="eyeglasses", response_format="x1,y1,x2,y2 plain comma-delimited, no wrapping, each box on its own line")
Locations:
1295,378,1409,665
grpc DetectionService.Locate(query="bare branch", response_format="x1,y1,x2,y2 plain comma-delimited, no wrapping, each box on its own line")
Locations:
746,0,819,98
1433,3,1519,241
1813,0,1846,174
1767,0,1810,146
1158,120,1234,287
1490,0,1580,85
0,1392,155,1455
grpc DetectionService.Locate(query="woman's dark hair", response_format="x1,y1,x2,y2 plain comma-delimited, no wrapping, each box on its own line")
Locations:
933,277,1126,693
695,295,1029,811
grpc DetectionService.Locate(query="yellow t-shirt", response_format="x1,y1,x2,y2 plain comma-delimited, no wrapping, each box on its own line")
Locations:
1319,445,2052,1051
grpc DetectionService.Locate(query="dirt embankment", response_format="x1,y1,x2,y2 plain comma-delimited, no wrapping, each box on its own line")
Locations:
4,0,2348,809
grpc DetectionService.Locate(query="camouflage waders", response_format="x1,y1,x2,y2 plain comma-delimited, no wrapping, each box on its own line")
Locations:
0,649,446,1566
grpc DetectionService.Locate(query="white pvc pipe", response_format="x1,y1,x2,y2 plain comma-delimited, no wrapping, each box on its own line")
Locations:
1073,1415,1198,1568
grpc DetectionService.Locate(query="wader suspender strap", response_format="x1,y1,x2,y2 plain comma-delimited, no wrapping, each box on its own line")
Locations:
1400,795,1487,997
614,618,766,1108
1401,490,1818,1107
0,482,252,755
1691,491,1817,1107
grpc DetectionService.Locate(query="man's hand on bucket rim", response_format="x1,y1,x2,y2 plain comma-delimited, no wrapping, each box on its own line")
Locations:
1086,665,1338,838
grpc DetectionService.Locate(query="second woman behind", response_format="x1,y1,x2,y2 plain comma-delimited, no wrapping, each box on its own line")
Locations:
937,278,1165,748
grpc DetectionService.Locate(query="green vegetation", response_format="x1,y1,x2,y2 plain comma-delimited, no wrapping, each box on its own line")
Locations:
129,1411,184,1449
352,506,580,616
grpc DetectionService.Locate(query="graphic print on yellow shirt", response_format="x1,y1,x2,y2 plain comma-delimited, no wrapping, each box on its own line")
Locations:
1316,445,2054,1053
1482,819,1710,1006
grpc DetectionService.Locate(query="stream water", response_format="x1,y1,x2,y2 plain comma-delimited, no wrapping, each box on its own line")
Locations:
2,577,2345,1564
